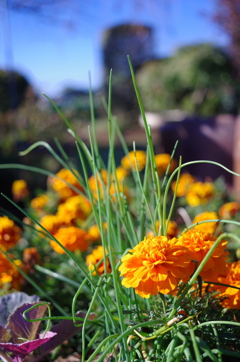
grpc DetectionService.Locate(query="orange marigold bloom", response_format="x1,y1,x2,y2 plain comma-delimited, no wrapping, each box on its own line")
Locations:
38,214,64,236
0,216,21,250
185,182,215,207
171,173,196,197
154,153,177,176
30,194,49,210
50,226,89,254
12,179,29,201
86,245,111,275
211,261,240,309
52,168,84,200
119,236,193,298
147,220,179,239
178,230,229,281
88,169,108,199
114,166,129,182
57,195,92,225
87,223,108,243
193,211,219,234
0,253,24,290
121,150,146,172
23,247,41,273
219,202,240,219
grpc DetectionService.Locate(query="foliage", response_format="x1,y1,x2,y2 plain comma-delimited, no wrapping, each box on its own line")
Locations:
0,60,240,361
136,43,240,115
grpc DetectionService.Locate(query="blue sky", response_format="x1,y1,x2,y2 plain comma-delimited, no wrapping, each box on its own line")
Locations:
0,0,228,97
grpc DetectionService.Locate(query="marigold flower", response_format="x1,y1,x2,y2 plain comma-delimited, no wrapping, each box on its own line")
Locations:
57,195,92,225
185,182,215,207
178,230,229,281
114,166,129,182
211,261,240,309
147,220,179,239
30,194,49,210
119,236,193,298
171,173,196,197
87,223,108,243
154,153,177,176
88,169,108,199
0,216,21,250
23,247,41,273
38,214,64,236
52,168,84,200
121,150,146,172
193,212,219,234
11,179,29,201
86,245,111,275
50,226,89,254
219,202,240,219
0,253,24,290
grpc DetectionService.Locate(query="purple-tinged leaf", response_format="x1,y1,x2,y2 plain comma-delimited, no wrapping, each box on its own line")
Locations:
32,311,97,362
0,293,39,327
0,331,56,357
7,303,48,344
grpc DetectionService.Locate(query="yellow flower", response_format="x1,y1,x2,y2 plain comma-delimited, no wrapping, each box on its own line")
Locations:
88,169,108,199
87,223,108,243
185,182,215,207
211,261,240,309
0,216,21,250
50,226,89,254
114,166,129,182
52,168,84,200
193,212,219,234
86,245,111,275
178,230,229,281
12,179,29,201
119,236,193,298
147,220,179,239
0,253,24,290
171,173,196,197
154,153,177,176
30,194,49,210
219,202,240,219
121,150,146,172
57,195,92,225
38,214,63,236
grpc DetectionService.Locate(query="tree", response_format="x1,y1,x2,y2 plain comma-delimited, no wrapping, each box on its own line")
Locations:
0,70,29,112
136,43,240,116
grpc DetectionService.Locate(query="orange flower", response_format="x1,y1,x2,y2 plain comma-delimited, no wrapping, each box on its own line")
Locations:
119,236,193,298
23,247,41,273
57,195,92,225
114,166,129,182
30,194,49,210
86,245,111,275
52,168,84,200
88,169,108,199
121,151,146,172
38,214,63,236
0,216,21,250
178,230,229,281
171,173,196,197
0,253,24,290
154,153,177,176
50,226,89,254
193,211,219,234
87,223,108,243
185,182,214,207
219,202,240,219
12,179,29,201
211,261,240,309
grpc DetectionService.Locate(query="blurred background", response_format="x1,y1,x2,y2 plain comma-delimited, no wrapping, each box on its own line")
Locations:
1,0,240,198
